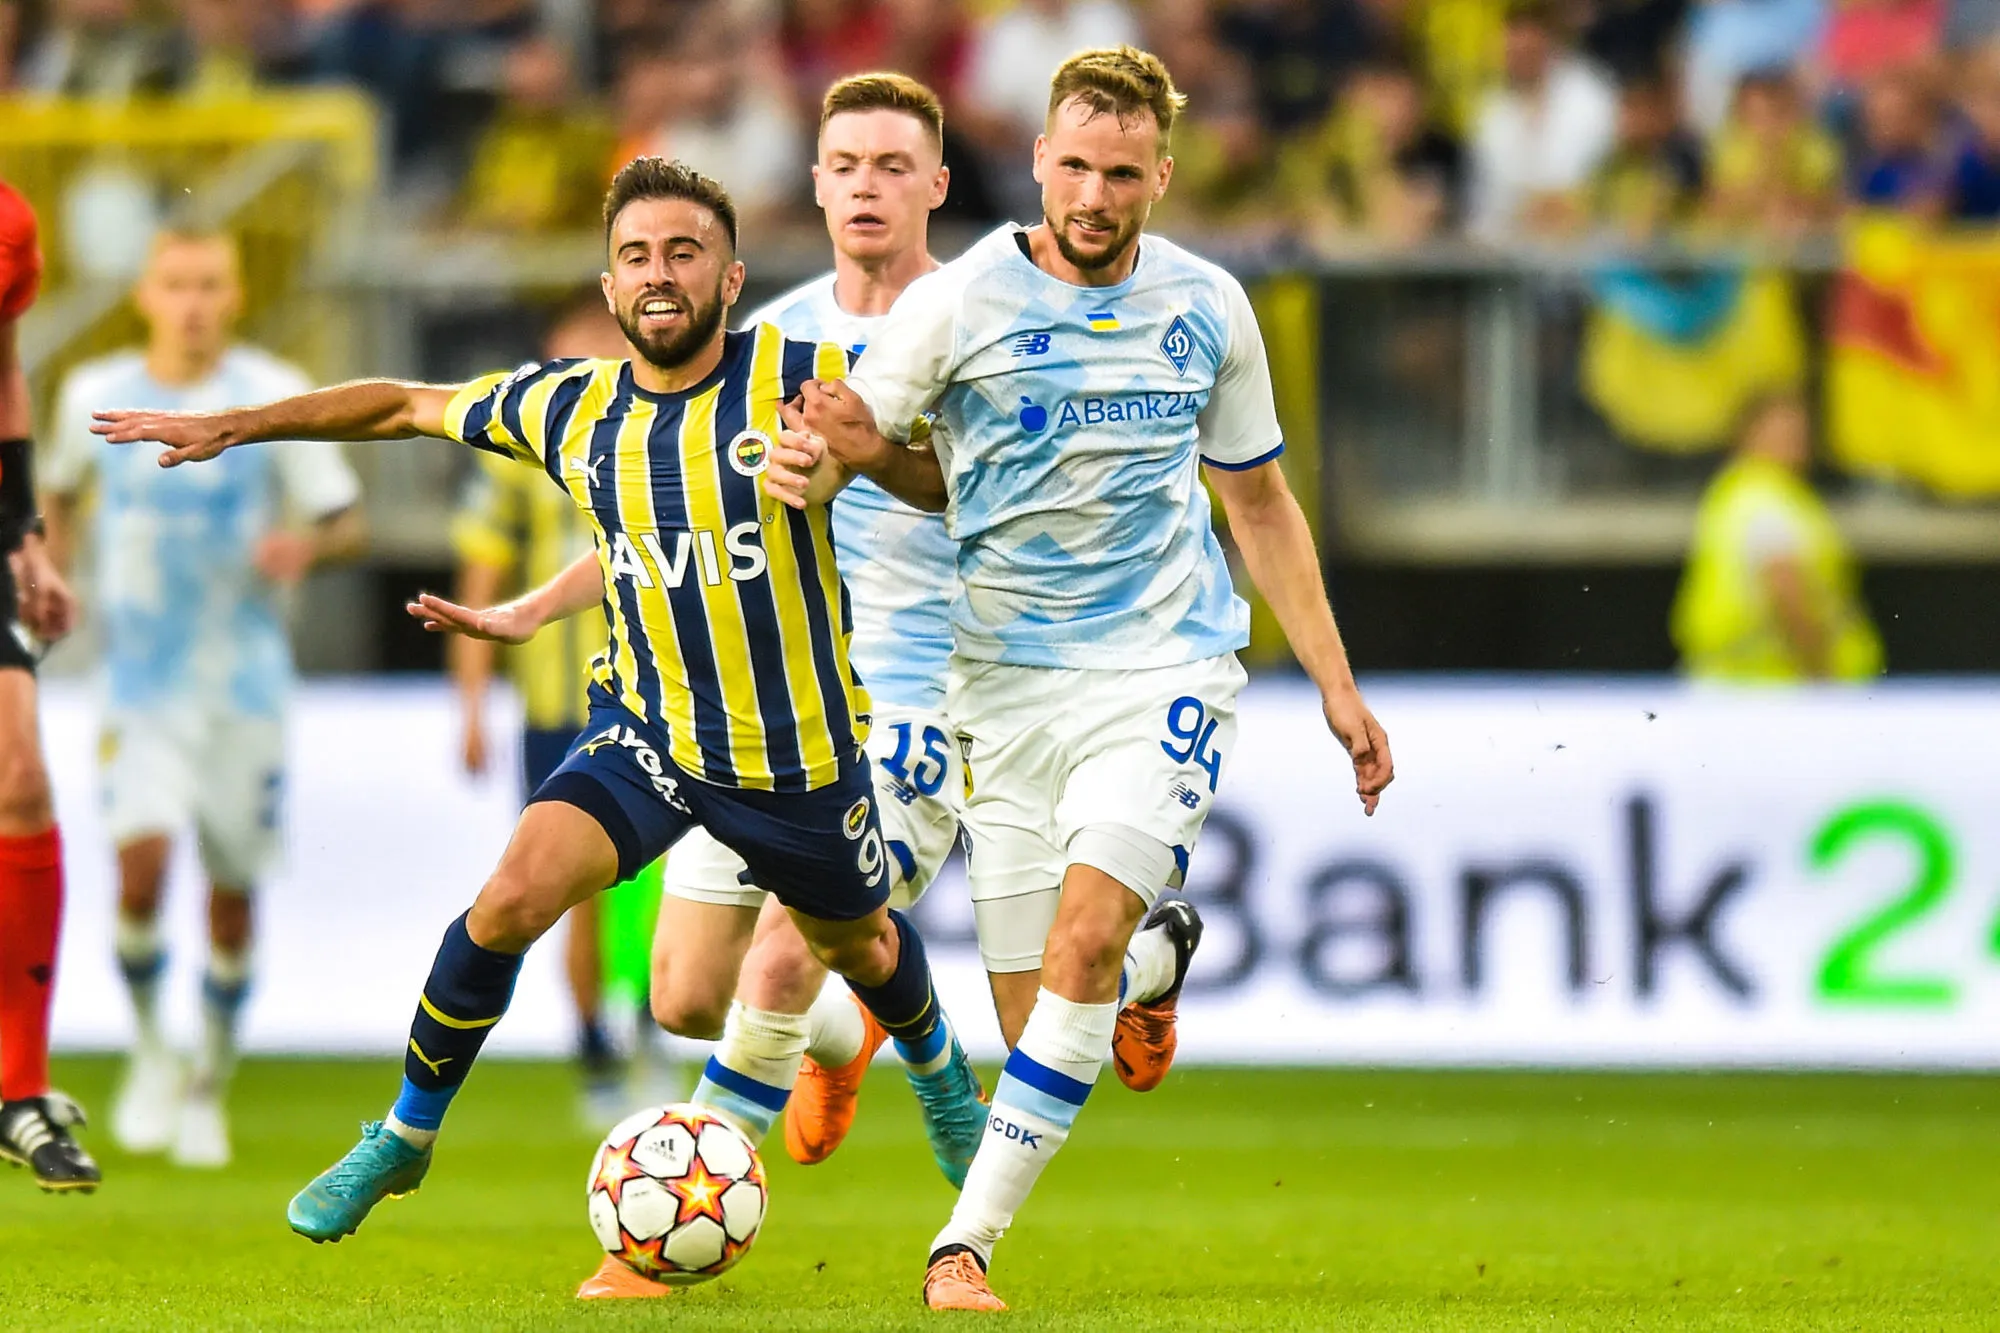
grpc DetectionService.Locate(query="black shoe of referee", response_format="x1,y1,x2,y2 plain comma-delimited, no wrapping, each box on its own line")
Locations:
1,1091,102,1192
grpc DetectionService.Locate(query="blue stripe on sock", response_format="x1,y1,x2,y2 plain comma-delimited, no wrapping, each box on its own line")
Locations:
1118,958,1131,1003
1001,1048,1094,1107
202,972,250,1010
893,1022,949,1068
391,1077,455,1131
693,1081,778,1141
993,1071,1082,1130
700,1056,790,1114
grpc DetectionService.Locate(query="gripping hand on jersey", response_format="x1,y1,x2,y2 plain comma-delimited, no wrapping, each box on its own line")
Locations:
764,398,849,510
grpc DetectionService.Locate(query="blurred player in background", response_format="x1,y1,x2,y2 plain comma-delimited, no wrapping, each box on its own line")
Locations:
43,229,365,1168
94,160,987,1251
448,292,688,1125
775,47,1394,1309
0,178,96,1193
1672,392,1884,683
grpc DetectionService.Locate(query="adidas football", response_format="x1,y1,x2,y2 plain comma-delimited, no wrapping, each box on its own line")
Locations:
587,1103,768,1286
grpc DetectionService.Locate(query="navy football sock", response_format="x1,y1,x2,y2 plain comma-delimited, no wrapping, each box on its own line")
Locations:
390,912,524,1133
843,910,950,1068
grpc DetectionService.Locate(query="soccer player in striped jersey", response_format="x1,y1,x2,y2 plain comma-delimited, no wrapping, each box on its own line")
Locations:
91,158,986,1247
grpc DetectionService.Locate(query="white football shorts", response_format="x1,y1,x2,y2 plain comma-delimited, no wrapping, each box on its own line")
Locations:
663,703,965,912
951,652,1246,973
100,707,286,889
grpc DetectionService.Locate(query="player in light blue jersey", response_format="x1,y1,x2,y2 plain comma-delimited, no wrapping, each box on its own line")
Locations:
43,230,364,1169
773,48,1395,1311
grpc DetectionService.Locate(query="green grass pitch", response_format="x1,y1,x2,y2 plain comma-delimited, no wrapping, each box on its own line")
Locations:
3,1058,1996,1330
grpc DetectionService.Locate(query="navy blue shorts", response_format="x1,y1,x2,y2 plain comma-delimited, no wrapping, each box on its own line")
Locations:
529,698,891,923
520,726,578,796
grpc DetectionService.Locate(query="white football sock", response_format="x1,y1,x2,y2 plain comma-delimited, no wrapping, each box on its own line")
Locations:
384,1112,437,1149
115,913,166,1050
193,946,252,1096
805,984,867,1069
930,988,1116,1264
1121,923,1177,1006
692,1002,809,1146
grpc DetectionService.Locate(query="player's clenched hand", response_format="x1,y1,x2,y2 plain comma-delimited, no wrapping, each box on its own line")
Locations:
405,591,542,646
765,400,825,511
9,542,77,644
1322,685,1393,816
798,379,888,472
90,408,240,467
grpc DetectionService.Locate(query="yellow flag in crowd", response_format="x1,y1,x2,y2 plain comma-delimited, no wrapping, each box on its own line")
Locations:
1828,215,2000,498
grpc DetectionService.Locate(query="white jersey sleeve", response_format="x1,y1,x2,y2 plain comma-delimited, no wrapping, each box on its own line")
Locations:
43,359,113,495
1197,278,1285,470
841,266,966,445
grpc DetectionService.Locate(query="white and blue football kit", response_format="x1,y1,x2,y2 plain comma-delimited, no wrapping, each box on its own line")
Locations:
663,275,966,913
843,225,1280,959
47,347,360,885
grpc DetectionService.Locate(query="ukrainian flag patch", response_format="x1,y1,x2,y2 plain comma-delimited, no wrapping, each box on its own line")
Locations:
1085,309,1120,332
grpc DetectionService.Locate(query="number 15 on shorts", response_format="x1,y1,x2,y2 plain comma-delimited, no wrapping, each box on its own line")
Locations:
1161,696,1223,793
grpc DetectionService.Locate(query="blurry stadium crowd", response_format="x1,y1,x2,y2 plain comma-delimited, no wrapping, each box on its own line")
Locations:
7,0,2000,250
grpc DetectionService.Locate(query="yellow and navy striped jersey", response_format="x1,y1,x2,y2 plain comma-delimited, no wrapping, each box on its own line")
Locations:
443,325,867,793
451,451,600,732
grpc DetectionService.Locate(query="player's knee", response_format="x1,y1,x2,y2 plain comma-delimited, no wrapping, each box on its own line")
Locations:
469,867,565,952
649,984,729,1041
806,923,896,988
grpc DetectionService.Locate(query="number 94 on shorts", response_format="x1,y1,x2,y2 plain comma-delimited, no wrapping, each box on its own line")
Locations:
948,653,1250,905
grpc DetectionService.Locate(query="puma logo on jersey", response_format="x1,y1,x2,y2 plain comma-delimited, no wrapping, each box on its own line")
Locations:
607,524,768,589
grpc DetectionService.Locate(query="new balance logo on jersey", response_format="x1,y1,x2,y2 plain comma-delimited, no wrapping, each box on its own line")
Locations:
1011,331,1053,357
1170,782,1202,809
989,1115,1041,1150
582,724,692,811
607,523,768,589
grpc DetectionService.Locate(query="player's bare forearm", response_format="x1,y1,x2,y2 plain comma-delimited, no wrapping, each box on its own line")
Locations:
91,380,460,467
798,378,947,512
531,551,607,624
1208,460,1354,693
862,443,946,513
1209,457,1393,811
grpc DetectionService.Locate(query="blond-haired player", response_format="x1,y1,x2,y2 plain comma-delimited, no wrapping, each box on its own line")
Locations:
772,47,1394,1310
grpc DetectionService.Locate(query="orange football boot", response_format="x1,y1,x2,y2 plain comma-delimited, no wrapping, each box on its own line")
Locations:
923,1248,1007,1311
784,992,888,1165
576,1255,673,1299
1111,896,1204,1092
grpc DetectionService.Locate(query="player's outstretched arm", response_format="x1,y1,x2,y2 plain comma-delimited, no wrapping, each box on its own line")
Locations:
407,550,604,646
1207,459,1393,815
90,380,461,468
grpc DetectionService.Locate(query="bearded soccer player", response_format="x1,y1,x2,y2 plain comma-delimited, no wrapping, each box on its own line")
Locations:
769,49,1394,1310
408,74,1203,1300
0,178,96,1192
93,158,986,1246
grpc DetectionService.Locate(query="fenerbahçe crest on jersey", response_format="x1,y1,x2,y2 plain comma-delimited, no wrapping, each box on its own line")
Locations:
444,325,867,793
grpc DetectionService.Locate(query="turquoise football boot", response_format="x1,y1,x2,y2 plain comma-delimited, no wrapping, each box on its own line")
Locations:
906,1038,987,1189
287,1121,432,1242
